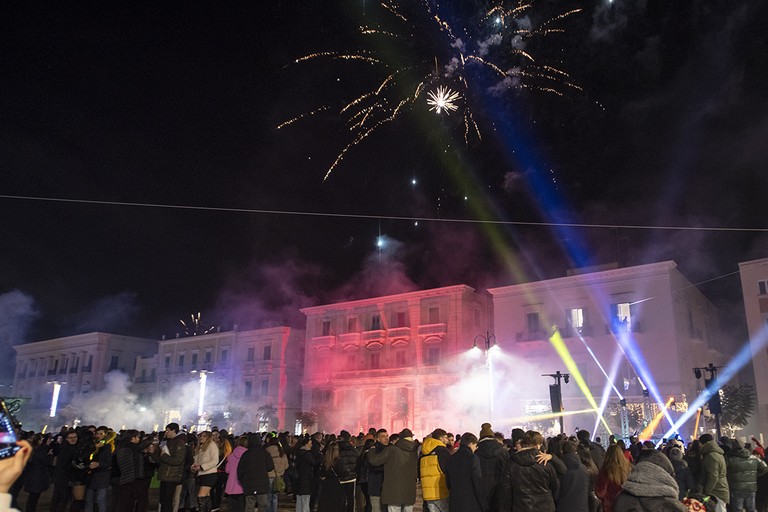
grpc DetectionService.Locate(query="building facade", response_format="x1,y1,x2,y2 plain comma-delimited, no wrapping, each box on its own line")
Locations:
300,285,492,437
131,326,304,432
489,261,727,438
12,332,158,428
739,257,768,434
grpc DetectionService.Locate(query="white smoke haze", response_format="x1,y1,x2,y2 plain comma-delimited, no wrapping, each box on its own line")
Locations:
0,290,38,381
477,33,502,57
488,70,521,96
70,292,141,334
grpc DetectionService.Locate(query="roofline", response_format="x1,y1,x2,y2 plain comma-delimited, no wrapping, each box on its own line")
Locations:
301,284,477,314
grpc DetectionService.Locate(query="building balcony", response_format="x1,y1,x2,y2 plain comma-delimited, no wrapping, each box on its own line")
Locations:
310,335,336,350
338,333,361,350
418,323,447,337
241,360,274,374
362,330,386,343
387,327,411,339
516,330,549,342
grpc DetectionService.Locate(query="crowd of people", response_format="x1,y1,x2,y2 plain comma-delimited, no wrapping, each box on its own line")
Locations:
3,421,768,512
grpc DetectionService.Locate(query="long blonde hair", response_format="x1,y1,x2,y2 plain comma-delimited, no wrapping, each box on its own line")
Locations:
600,444,631,485
197,431,214,454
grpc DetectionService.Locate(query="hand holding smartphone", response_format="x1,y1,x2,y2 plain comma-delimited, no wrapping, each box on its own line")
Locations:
0,399,20,460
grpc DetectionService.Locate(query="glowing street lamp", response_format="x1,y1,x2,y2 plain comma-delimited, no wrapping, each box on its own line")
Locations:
473,332,497,423
47,380,66,418
191,369,213,428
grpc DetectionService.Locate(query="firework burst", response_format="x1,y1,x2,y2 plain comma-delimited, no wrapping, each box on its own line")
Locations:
280,0,582,180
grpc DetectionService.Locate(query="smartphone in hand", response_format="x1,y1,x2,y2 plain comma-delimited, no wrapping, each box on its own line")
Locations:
0,399,21,460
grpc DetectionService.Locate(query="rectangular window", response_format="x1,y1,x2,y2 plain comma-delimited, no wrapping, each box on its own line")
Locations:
109,355,119,371
371,314,381,330
191,353,198,365
221,349,228,362
263,345,272,360
178,355,185,367
566,308,586,336
527,312,541,333
299,347,305,365
425,346,441,365
141,369,147,380
759,280,768,295
428,307,440,324
244,381,252,397
205,351,211,363
347,317,358,333
261,379,269,396
610,303,633,333
150,368,156,379
395,350,407,367
321,319,331,336
247,347,255,361
392,311,406,328
70,357,78,373
369,352,381,370
164,356,171,369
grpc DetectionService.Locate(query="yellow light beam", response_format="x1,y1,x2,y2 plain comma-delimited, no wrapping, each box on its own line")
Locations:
692,408,702,438
503,407,598,424
640,397,675,440
549,329,613,434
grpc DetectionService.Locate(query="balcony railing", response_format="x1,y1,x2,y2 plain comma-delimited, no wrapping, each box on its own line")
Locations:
387,327,411,339
310,335,336,349
418,323,447,336
362,330,386,342
338,333,361,350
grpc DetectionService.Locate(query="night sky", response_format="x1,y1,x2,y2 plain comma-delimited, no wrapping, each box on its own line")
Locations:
2,0,767,365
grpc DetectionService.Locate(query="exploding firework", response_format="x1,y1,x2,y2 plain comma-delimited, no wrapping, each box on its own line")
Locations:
280,0,582,180
180,312,217,337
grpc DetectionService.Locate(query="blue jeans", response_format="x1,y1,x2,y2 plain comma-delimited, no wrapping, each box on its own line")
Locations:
84,488,107,512
267,478,277,512
731,490,756,512
295,494,310,512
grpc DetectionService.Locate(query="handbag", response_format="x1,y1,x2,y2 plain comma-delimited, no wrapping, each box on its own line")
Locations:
272,475,286,493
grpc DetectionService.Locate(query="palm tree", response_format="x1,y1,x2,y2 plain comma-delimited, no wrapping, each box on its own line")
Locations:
257,403,278,431
296,410,318,433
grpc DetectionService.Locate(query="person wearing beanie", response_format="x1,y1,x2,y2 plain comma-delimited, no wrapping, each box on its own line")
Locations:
367,427,418,510
726,437,768,512
700,434,729,512
668,446,695,500
476,423,509,512
613,451,685,512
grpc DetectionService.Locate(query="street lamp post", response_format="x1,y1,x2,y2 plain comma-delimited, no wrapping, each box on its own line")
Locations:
693,363,723,440
474,331,496,423
542,371,570,434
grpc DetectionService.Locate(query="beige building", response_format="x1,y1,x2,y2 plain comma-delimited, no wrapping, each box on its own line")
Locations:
131,326,304,432
739,257,768,434
12,332,158,428
300,285,492,437
489,261,727,438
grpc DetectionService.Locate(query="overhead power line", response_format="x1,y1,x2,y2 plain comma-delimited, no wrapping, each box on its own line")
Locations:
1,194,766,233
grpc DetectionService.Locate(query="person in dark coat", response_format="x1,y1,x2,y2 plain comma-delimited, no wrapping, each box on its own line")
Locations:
294,436,317,512
149,423,187,512
115,430,153,512
475,424,508,512
501,430,559,512
318,442,346,512
238,433,274,511
576,430,605,470
367,428,418,511
445,432,486,512
51,430,78,512
668,446,695,500
85,427,114,512
613,450,685,512
356,438,375,512
367,429,389,512
727,439,768,512
337,431,359,512
558,440,590,512
22,434,53,512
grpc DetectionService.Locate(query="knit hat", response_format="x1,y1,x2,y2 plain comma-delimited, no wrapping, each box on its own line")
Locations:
399,428,414,439
641,450,675,476
669,447,683,461
479,423,494,439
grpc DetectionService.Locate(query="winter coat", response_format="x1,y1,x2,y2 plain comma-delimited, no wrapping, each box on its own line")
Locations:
53,442,78,481
558,453,590,512
266,445,289,478
317,461,345,512
87,442,113,490
224,446,247,495
700,441,729,503
613,460,685,512
727,447,768,493
337,440,358,481
595,471,624,512
445,444,486,512
237,445,274,495
23,446,53,494
294,448,317,496
671,459,695,500
420,436,449,502
116,438,153,485
475,438,509,512
151,435,186,483
588,442,606,470
367,437,418,505
195,441,220,476
501,447,559,512
366,442,387,497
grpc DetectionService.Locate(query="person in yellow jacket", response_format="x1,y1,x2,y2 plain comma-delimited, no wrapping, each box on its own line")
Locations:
420,429,451,512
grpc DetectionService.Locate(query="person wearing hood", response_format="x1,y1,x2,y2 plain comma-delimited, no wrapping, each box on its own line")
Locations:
558,440,590,512
613,450,685,512
667,446,695,500
420,429,450,512
294,436,317,512
238,433,274,512
475,423,508,512
500,430,559,512
699,433,729,512
367,428,418,512
224,436,248,512
445,432,485,512
726,438,768,512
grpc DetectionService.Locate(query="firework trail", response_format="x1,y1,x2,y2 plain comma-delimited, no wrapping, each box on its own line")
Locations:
280,0,581,180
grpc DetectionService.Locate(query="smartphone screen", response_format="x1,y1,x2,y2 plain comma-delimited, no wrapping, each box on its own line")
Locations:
0,399,21,459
